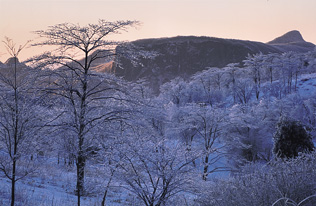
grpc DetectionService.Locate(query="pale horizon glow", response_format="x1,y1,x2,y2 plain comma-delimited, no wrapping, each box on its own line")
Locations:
0,0,316,62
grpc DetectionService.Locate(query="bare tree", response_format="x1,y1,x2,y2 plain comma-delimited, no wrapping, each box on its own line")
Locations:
30,20,141,206
235,79,254,104
114,103,198,206
182,104,229,180
243,53,264,100
225,63,241,104
190,69,224,106
0,37,43,206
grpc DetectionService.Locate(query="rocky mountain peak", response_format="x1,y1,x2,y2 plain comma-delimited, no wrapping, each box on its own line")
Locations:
268,30,306,44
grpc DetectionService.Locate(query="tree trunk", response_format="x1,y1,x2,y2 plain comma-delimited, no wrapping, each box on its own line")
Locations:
11,57,18,206
76,153,86,206
11,159,16,206
202,155,209,181
75,51,88,206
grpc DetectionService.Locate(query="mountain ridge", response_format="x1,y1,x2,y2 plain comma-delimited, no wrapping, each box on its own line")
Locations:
113,30,315,93
2,30,314,94
268,30,306,44
267,30,315,52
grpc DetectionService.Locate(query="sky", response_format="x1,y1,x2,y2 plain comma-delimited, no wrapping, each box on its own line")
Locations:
0,0,315,62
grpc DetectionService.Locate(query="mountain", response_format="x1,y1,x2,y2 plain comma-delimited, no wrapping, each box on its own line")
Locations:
267,30,315,52
114,36,280,93
112,31,314,93
268,30,305,44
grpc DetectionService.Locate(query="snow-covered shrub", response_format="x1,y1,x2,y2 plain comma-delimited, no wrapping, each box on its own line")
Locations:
273,116,314,158
196,152,316,206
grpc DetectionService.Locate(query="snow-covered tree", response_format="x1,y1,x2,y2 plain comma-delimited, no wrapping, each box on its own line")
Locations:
116,134,197,206
179,104,228,180
226,102,276,167
235,78,254,104
190,69,224,106
243,53,265,100
224,63,241,104
159,77,190,106
197,152,316,206
30,20,141,206
111,96,198,206
0,37,46,206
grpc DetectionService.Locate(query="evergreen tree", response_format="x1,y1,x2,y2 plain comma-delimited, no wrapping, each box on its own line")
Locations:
273,116,314,158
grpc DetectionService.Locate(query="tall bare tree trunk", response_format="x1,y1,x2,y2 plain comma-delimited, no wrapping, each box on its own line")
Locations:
11,55,19,206
76,52,89,206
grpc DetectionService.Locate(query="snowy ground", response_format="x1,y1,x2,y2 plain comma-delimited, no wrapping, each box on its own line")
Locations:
0,159,133,206
296,73,316,98
0,162,99,206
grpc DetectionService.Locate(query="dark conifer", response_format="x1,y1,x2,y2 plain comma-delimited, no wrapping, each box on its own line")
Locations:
273,116,314,158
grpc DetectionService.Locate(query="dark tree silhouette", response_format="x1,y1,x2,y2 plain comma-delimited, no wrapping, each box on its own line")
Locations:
273,116,314,158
